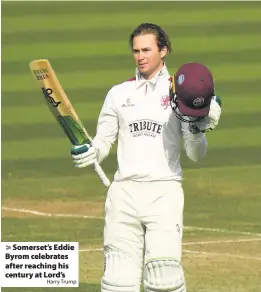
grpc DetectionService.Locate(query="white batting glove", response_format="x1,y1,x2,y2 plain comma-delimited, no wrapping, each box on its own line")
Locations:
71,144,98,168
189,96,222,134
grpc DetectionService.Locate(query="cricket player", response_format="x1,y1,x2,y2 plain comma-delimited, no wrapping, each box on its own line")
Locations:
71,23,221,292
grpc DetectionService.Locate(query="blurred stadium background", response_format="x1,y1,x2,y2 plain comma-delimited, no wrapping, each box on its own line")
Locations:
2,2,261,291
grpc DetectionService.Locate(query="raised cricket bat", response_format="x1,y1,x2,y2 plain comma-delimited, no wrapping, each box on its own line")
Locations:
29,59,110,187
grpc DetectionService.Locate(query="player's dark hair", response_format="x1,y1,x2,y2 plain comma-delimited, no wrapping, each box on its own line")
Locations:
129,23,172,53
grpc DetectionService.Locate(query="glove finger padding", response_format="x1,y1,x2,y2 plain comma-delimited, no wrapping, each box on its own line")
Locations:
74,158,96,168
71,144,97,168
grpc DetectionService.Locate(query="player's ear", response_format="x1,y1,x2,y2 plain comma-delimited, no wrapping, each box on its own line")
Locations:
160,46,168,58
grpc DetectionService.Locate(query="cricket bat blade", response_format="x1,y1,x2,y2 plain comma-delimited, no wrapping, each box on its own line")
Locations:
29,59,110,188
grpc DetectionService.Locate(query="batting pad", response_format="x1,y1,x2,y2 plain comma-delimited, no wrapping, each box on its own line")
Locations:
144,260,186,292
101,250,141,292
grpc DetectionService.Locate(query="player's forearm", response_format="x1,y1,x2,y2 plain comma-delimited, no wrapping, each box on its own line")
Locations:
182,122,208,162
92,87,118,163
184,132,207,162
92,116,118,163
92,138,112,163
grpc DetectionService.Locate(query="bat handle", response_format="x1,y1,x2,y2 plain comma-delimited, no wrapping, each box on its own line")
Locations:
93,161,111,188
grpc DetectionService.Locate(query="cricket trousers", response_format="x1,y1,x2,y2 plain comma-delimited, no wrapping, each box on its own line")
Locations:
101,180,185,292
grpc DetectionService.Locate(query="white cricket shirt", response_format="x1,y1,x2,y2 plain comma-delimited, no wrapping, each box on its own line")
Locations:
93,65,207,182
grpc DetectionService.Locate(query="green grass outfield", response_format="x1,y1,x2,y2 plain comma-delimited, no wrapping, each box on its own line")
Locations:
1,1,261,291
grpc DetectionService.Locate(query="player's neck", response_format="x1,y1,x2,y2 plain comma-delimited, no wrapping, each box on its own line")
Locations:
140,63,165,80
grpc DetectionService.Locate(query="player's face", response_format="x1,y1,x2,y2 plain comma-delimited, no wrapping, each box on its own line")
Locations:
132,34,167,80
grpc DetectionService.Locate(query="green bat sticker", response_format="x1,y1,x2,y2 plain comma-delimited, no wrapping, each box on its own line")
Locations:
57,116,90,145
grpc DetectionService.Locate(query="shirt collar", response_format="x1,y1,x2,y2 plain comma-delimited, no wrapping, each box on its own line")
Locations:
135,64,170,89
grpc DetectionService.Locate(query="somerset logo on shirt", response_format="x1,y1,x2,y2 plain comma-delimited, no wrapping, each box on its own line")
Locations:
160,95,170,109
129,119,163,138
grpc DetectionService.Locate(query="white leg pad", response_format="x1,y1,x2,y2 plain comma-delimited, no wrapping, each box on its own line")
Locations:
144,260,186,292
101,250,141,292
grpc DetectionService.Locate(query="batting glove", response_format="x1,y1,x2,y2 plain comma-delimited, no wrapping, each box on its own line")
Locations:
71,144,98,168
189,96,222,134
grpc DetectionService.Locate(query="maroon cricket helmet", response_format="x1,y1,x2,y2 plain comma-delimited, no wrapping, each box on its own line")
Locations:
171,62,215,119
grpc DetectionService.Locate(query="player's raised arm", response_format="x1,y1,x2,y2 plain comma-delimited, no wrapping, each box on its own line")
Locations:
170,62,222,162
181,122,208,162
71,86,118,168
92,86,119,161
